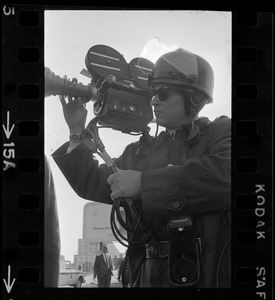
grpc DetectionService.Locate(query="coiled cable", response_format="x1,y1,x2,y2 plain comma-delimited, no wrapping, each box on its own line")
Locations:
110,190,153,248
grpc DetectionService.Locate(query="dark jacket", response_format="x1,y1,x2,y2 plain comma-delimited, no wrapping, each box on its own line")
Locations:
118,257,130,286
94,253,113,278
52,116,231,288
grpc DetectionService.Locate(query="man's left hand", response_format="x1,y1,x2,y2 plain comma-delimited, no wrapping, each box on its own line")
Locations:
107,169,141,200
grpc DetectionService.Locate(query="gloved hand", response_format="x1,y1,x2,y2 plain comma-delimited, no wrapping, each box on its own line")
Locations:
59,96,88,134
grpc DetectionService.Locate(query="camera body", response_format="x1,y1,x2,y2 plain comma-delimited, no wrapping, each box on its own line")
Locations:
167,216,201,287
45,44,154,134
85,45,154,133
91,76,153,133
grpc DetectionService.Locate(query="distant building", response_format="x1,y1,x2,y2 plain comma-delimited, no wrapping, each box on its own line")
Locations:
74,202,127,272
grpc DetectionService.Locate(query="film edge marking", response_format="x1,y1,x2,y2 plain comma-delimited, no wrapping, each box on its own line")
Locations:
255,184,268,300
3,111,16,171
3,265,16,293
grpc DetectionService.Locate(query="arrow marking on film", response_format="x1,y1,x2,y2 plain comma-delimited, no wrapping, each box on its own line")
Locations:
3,265,16,293
2,111,15,139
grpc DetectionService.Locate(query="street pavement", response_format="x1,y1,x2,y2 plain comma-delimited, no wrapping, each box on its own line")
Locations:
82,272,123,288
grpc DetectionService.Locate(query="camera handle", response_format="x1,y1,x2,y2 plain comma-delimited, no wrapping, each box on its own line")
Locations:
84,117,153,247
85,117,116,170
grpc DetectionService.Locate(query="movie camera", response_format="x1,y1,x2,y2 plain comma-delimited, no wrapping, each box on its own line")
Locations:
45,44,154,134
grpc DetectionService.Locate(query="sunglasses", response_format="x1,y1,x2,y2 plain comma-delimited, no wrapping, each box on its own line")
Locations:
150,87,182,101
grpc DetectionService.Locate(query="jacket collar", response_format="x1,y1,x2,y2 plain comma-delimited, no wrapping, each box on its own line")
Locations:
153,117,210,148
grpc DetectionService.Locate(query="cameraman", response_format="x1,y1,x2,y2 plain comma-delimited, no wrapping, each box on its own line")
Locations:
52,48,231,287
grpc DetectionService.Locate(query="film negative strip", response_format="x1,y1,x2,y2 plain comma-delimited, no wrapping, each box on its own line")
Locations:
2,8,273,299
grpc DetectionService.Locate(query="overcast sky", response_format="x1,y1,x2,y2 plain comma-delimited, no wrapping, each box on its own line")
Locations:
45,10,232,261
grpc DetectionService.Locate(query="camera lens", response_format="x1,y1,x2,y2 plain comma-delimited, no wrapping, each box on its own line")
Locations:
172,258,197,284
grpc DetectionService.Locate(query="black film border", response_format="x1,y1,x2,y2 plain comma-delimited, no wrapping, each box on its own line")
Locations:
1,8,273,300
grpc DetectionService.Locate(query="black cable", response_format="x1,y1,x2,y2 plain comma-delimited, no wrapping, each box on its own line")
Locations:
110,197,153,248
118,200,150,234
110,203,129,247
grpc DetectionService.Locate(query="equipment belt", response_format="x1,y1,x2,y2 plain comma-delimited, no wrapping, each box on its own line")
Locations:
145,241,170,259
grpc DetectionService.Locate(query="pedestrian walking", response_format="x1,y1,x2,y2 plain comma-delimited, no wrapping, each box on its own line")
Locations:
93,243,113,287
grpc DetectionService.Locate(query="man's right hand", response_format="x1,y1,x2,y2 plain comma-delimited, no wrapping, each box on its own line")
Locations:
59,96,88,134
